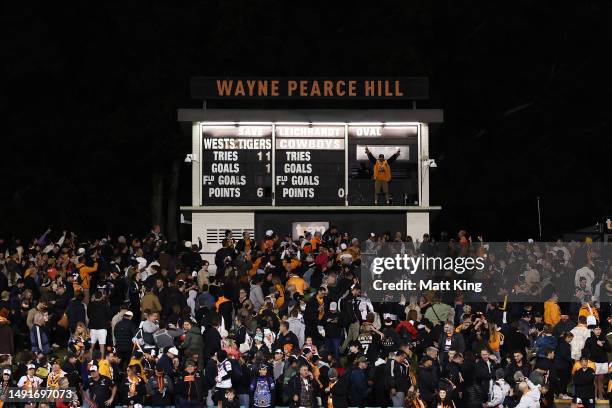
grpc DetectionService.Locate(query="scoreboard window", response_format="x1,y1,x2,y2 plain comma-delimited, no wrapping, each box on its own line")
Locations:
201,125,273,205
275,125,346,205
198,122,421,207
347,125,419,206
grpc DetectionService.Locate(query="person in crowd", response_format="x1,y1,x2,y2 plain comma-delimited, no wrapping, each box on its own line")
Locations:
582,324,611,400
573,356,596,408
0,228,609,408
113,310,137,366
364,146,401,205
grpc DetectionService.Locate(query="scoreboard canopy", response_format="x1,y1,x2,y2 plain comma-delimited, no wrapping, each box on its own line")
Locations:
199,121,422,206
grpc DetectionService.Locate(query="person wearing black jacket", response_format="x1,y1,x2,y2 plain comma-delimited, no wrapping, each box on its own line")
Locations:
65,292,86,332
181,240,203,274
113,311,137,367
417,356,437,407
474,349,498,402
573,356,596,408
324,368,349,408
323,303,344,360
146,366,175,407
175,360,205,407
203,314,223,361
504,351,532,387
339,285,362,353
61,352,82,389
214,240,236,274
384,350,411,407
582,325,611,400
288,364,319,408
304,286,329,344
274,322,300,352
108,268,127,316
87,291,111,358
554,332,573,397
235,232,256,255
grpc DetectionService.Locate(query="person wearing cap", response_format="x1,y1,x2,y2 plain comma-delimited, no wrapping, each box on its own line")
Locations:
61,352,81,390
85,364,116,408
323,367,349,408
364,145,400,205
348,356,369,407
156,347,179,378
113,309,137,367
322,301,342,360
17,363,43,391
249,363,275,408
416,356,437,407
46,358,66,389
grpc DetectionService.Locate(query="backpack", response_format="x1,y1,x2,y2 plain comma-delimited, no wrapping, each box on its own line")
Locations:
154,329,174,348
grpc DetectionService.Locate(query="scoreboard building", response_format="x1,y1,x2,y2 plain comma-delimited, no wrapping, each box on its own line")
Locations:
179,78,443,267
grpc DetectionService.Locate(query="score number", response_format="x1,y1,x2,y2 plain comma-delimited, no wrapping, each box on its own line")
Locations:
257,151,270,199
257,151,271,174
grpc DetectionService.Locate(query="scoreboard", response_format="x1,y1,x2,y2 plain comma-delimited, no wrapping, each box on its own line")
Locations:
202,125,272,205
275,125,345,205
200,123,419,206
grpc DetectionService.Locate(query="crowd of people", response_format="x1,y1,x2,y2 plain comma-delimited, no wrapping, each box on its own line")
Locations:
0,226,610,408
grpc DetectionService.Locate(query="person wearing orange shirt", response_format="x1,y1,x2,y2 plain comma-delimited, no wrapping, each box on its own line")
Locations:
76,256,98,304
544,293,561,327
286,272,308,296
365,146,400,205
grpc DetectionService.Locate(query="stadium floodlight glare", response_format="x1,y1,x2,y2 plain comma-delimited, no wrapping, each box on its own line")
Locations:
184,154,198,163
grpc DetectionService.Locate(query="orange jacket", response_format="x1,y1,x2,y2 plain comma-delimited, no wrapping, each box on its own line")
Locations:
286,275,308,295
373,160,392,182
77,262,98,289
544,300,561,327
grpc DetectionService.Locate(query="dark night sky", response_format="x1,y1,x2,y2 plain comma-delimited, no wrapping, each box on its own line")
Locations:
2,2,610,241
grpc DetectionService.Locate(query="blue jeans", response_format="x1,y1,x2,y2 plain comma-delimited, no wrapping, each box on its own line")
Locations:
238,394,249,408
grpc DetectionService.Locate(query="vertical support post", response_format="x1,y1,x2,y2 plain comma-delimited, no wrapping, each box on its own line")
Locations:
192,122,201,206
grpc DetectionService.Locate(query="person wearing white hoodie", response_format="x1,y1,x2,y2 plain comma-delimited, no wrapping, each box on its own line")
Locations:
570,316,591,360
286,305,306,348
486,369,511,408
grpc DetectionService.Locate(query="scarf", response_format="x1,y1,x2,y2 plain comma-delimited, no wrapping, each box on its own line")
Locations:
128,374,140,395
156,373,165,393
